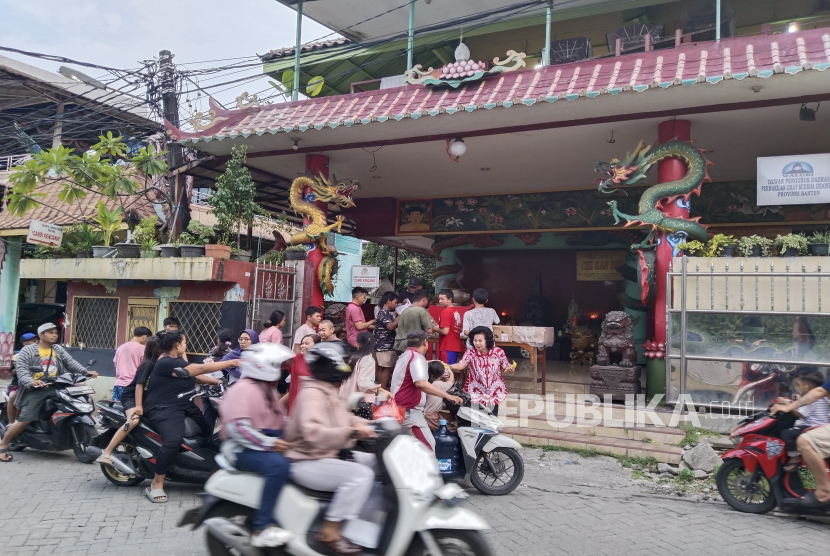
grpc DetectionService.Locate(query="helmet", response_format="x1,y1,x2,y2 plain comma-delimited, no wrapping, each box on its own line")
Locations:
240,343,296,382
304,342,353,383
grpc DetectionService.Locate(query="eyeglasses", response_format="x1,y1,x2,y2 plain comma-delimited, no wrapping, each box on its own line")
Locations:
238,337,251,342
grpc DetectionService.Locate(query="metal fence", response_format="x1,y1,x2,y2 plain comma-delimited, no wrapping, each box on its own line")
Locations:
71,297,120,349
168,301,222,355
667,256,830,407
0,154,32,171
250,263,297,332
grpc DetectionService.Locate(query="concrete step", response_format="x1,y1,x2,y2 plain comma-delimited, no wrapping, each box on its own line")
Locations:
502,427,684,464
516,413,685,445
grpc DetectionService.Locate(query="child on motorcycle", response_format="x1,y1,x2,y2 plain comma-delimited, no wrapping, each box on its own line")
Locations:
219,343,296,549
779,370,830,472
424,361,456,432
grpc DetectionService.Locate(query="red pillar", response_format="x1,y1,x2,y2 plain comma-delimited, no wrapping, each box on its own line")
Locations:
302,155,329,311
653,120,691,345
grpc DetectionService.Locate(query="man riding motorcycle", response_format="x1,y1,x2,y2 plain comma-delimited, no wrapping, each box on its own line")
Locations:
772,377,830,507
0,323,98,462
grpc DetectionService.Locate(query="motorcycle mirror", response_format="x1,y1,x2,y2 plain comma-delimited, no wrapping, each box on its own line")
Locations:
172,367,190,378
87,359,97,366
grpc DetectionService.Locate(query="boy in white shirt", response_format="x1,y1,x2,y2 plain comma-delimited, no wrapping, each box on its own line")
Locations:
462,288,500,349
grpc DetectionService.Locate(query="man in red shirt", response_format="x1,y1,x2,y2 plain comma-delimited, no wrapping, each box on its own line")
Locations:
345,287,376,347
436,289,464,364
391,331,462,450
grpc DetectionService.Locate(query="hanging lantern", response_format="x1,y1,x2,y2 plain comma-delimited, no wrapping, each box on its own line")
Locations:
449,138,467,157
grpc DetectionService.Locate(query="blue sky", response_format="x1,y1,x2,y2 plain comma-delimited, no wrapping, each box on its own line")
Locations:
1,0,332,107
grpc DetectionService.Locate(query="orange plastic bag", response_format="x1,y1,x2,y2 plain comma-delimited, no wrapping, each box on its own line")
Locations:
372,397,405,424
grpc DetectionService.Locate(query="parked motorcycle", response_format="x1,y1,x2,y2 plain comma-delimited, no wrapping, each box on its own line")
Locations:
731,362,798,407
716,407,830,516
179,419,493,556
88,382,223,487
448,405,524,495
0,359,98,463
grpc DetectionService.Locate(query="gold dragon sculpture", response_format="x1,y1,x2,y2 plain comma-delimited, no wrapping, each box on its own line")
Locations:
275,174,358,296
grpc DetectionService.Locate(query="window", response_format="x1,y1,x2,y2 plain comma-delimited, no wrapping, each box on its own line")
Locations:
167,301,222,355
71,297,119,348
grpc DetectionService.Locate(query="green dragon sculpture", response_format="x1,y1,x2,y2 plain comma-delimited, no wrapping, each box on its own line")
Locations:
595,140,711,250
275,174,358,296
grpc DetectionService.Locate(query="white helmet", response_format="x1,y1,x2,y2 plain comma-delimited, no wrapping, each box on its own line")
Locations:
240,343,296,382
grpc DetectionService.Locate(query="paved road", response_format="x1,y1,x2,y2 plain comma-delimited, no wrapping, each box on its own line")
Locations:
1,448,828,556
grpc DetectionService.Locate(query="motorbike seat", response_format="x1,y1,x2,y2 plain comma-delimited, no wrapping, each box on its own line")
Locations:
288,480,335,501
183,417,203,438
112,402,124,412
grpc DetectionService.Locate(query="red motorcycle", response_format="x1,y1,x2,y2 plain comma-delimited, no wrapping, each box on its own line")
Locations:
717,408,830,515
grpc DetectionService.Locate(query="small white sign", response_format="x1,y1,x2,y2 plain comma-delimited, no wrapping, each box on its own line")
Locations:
757,154,830,206
351,265,380,288
26,220,63,247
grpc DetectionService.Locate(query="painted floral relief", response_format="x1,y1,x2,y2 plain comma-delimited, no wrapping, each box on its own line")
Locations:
396,181,830,235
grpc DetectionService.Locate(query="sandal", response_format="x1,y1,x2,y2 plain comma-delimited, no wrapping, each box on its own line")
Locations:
0,448,12,462
314,533,362,555
144,487,168,503
95,454,113,465
799,491,830,508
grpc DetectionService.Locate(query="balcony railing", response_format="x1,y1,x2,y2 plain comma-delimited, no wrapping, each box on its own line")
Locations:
0,154,32,171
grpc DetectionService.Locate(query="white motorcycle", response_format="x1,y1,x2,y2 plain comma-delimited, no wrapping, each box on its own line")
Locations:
449,406,524,496
179,419,492,556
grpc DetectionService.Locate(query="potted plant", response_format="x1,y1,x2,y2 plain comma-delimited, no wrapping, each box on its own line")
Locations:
678,240,705,256
177,221,214,257
808,229,830,256
92,202,122,258
285,244,307,261
139,237,159,258
256,249,288,265
207,145,269,263
115,241,140,258
703,234,736,257
66,223,101,258
773,233,809,257
736,235,773,257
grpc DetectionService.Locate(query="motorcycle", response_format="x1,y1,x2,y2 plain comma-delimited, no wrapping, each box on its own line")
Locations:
179,419,493,556
716,407,830,516
446,405,524,496
0,359,98,463
88,382,223,487
731,362,798,407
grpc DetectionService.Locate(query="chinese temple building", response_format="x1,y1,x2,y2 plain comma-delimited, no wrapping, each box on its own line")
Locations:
167,0,830,458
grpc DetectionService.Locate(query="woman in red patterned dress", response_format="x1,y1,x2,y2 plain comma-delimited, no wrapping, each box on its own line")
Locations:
449,326,515,415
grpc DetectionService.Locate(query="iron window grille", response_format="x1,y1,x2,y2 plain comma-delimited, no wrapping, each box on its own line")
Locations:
71,296,120,349
168,301,222,355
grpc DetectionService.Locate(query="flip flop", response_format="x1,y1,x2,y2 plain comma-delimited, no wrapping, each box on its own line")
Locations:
95,454,113,465
144,487,167,503
0,448,12,462
798,491,830,508
783,462,800,473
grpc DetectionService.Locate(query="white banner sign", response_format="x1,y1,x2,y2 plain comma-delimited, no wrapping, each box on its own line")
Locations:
351,265,380,288
757,154,830,206
26,220,63,247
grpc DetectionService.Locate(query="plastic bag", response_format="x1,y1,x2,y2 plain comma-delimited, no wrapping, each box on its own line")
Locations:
372,397,405,424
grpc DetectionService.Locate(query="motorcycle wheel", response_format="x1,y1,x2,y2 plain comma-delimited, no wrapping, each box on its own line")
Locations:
470,447,524,496
203,504,257,556
717,457,777,514
101,442,145,487
72,423,98,464
406,530,492,556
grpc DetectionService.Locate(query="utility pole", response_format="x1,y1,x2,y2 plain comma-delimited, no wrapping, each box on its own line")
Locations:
293,0,303,101
158,50,184,239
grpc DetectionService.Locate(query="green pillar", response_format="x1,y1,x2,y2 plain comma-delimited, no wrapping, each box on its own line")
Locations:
0,238,22,375
715,0,721,42
543,1,552,66
293,0,303,101
434,246,458,294
407,0,415,70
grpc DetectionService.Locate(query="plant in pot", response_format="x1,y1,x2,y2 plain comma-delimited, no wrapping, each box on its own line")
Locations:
207,145,269,263
808,229,830,256
66,223,102,258
736,235,773,257
678,240,705,256
139,236,159,258
773,233,809,257
285,244,307,261
92,202,123,258
703,234,736,257
177,221,214,257
256,249,288,265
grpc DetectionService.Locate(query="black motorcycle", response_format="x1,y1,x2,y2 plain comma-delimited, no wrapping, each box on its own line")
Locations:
89,382,222,487
0,359,98,463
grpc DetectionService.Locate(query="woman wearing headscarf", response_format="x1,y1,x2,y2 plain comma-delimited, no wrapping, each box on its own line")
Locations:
221,329,260,384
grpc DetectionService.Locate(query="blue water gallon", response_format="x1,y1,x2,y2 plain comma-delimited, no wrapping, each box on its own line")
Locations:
434,420,461,478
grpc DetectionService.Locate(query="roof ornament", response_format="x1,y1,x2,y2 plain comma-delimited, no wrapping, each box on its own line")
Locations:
189,110,228,133
234,92,262,109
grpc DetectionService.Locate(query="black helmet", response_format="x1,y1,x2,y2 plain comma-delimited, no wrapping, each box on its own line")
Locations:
304,341,354,383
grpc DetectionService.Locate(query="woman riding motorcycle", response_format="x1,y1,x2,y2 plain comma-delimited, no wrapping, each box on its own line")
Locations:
219,343,296,548
142,331,240,503
283,342,377,555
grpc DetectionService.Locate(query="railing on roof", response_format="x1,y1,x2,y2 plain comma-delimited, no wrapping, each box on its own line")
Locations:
0,154,33,171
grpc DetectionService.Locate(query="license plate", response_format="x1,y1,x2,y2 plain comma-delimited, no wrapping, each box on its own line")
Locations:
64,386,95,396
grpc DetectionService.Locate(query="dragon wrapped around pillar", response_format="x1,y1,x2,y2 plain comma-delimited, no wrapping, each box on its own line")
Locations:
594,140,711,302
275,174,358,296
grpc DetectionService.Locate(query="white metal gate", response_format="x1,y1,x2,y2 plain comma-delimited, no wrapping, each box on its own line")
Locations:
250,264,297,339
667,256,830,408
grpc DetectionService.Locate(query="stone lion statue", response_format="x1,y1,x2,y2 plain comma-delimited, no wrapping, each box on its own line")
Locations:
596,311,636,368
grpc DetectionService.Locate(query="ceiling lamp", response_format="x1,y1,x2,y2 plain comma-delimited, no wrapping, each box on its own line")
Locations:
449,138,467,157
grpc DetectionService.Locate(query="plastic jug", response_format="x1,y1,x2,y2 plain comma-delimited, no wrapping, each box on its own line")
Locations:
434,420,461,478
